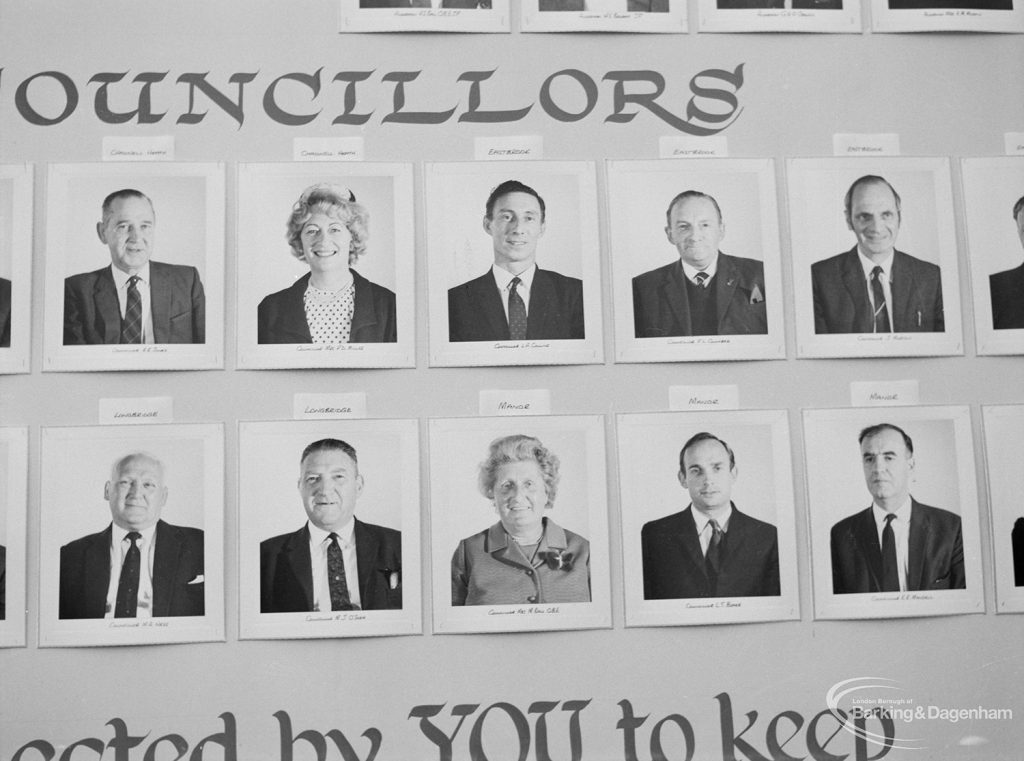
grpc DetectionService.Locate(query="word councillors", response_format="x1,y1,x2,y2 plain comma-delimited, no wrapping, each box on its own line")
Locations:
0,64,746,135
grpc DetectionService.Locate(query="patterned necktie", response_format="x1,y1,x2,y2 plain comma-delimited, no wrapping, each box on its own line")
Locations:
870,266,891,333
327,533,357,611
705,519,723,594
115,531,142,618
121,275,143,344
508,276,528,340
881,513,899,592
694,271,710,289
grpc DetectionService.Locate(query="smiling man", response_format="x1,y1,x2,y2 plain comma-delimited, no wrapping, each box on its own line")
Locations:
260,438,402,613
641,432,779,599
811,175,944,334
58,452,205,619
830,423,965,595
632,190,768,338
63,188,205,345
447,179,585,342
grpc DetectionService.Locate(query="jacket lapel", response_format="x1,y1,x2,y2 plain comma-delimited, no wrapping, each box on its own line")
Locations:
714,255,740,328
84,525,114,617
473,272,510,340
662,263,692,336
149,263,170,344
840,250,873,333
854,507,884,591
287,525,315,609
906,500,929,591
93,268,123,344
890,251,919,332
354,519,380,603
526,269,558,339
348,270,378,343
679,507,709,580
151,519,181,617
278,274,314,343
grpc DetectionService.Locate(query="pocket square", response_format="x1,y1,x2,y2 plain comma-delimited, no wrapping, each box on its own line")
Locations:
188,575,205,584
749,285,764,304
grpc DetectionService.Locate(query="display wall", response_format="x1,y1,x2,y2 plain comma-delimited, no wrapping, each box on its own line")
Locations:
1,1,1023,759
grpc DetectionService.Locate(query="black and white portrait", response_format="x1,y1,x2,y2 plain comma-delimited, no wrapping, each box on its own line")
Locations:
982,405,1024,614
0,165,33,375
873,0,1023,32
520,0,685,33
0,428,28,648
339,0,510,32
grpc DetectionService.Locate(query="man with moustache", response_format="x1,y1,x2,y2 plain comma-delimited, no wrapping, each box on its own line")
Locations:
63,189,205,345
989,194,1024,331
260,438,403,613
448,179,585,342
59,452,205,619
641,432,780,599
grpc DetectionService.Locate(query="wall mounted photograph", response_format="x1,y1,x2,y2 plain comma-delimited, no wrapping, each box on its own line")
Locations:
0,165,33,375
0,427,28,648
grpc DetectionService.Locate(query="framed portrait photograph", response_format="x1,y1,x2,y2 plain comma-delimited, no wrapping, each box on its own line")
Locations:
788,157,964,359
0,428,28,648
617,410,800,627
42,163,225,372
698,0,860,32
38,424,224,647
339,0,509,32
871,0,1024,32
425,161,604,367
237,419,421,640
235,163,415,370
0,165,33,375
429,415,611,634
520,0,686,33
961,157,1024,356
804,406,983,620
982,405,1024,614
608,158,786,363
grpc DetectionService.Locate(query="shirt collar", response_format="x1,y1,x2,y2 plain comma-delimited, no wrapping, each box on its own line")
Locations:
492,263,537,293
680,256,718,285
110,522,157,546
308,519,355,547
872,497,912,527
110,262,151,289
856,249,894,281
690,503,733,533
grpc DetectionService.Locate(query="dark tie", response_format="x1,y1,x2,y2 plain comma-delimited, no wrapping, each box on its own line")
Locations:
881,513,899,592
508,276,528,340
114,531,142,618
327,533,358,611
694,271,710,288
705,519,723,594
870,266,891,333
121,275,143,344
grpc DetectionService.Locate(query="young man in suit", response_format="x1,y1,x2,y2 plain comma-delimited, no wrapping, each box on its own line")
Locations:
812,175,944,334
831,423,965,594
260,439,402,613
641,432,780,599
632,190,768,338
63,189,205,345
989,194,1024,331
59,452,205,619
448,179,584,342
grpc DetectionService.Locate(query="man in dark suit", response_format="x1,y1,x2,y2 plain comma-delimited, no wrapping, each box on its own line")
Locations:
1012,518,1024,587
59,452,205,619
540,0,668,10
63,188,205,345
261,438,402,613
718,0,841,7
633,190,768,338
0,544,6,620
360,0,491,7
989,194,1024,331
831,423,965,595
448,179,584,342
642,432,780,599
0,277,11,348
812,175,944,334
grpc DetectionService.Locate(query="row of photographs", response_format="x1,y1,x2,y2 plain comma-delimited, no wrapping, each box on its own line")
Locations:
0,157,1021,375
336,0,1024,33
0,404,1021,649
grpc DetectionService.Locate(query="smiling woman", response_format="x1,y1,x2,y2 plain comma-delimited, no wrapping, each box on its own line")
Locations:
256,183,397,344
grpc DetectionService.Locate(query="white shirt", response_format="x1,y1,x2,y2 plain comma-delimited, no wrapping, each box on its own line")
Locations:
308,520,362,611
681,257,719,288
857,249,894,332
105,523,157,618
872,498,911,592
110,263,154,344
691,504,733,556
583,0,629,11
492,263,537,322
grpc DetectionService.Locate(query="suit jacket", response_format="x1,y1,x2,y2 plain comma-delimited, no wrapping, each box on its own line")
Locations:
361,0,492,6
0,277,10,348
59,520,205,619
540,0,669,10
632,254,768,338
260,519,403,613
641,505,780,599
890,0,1011,7
719,0,842,6
451,519,590,605
1012,517,1024,587
257,270,397,344
830,500,965,594
990,263,1024,330
63,261,205,345
448,267,585,342
0,544,6,620
812,248,944,334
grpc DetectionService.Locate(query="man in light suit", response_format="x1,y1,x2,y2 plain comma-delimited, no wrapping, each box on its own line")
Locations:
59,452,205,619
812,175,944,334
0,277,11,348
448,179,585,342
641,432,780,599
831,423,965,595
63,189,205,345
633,190,768,338
989,194,1024,331
261,438,402,613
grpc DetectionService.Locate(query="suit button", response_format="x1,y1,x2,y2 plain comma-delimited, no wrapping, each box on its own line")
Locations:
527,596,537,603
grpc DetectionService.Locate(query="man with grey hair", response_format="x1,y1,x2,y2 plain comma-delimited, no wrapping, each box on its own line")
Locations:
59,452,205,619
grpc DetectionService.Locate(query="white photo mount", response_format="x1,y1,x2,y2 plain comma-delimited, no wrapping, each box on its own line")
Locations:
339,0,510,32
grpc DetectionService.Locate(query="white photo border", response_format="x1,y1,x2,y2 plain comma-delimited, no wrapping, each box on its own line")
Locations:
339,0,510,32
982,405,1024,614
699,0,861,33
871,0,1024,32
0,427,29,648
520,0,687,33
0,165,33,375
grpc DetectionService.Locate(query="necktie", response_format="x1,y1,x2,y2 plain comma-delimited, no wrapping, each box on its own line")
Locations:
870,266,891,333
881,513,899,592
114,531,142,618
694,271,710,289
327,533,357,611
508,276,528,340
121,275,143,344
705,519,723,594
